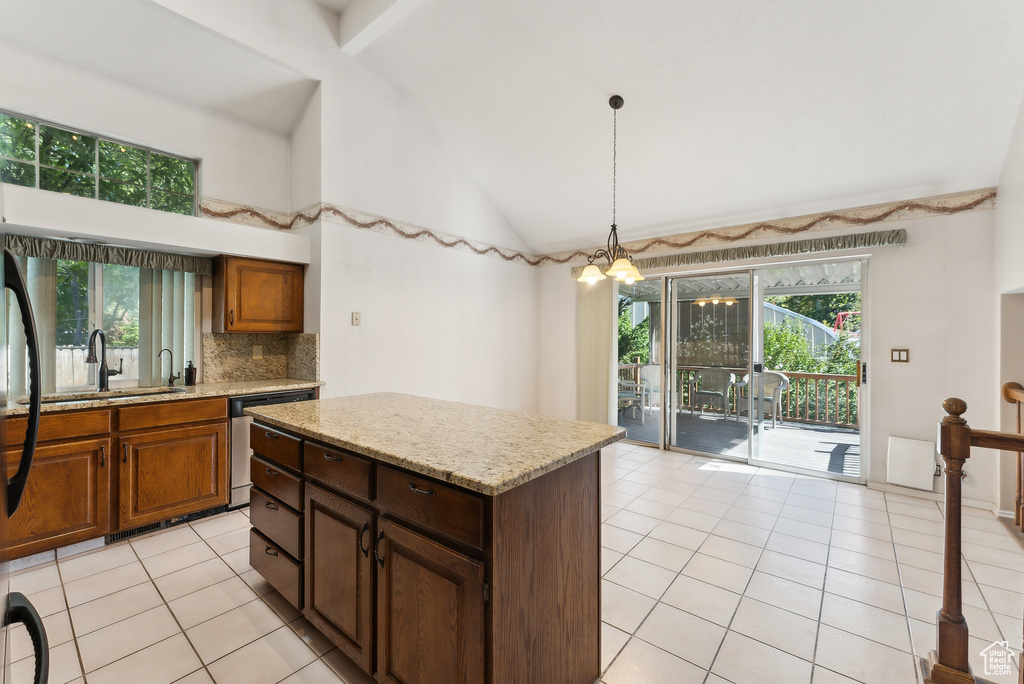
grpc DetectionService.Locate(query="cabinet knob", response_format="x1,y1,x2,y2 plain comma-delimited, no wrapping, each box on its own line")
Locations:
358,522,370,558
264,500,279,511
230,310,235,325
100,445,106,467
373,531,385,567
408,482,435,496
264,432,277,439
265,468,277,477
323,452,343,462
123,443,129,464
264,546,278,557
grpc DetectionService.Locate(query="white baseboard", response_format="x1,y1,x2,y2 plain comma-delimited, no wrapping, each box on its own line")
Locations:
866,480,995,511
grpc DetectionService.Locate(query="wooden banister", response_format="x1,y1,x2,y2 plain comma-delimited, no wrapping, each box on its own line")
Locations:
925,396,1024,684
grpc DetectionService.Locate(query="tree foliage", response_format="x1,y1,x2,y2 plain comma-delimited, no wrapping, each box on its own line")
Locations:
762,321,859,376
618,299,650,364
764,293,861,331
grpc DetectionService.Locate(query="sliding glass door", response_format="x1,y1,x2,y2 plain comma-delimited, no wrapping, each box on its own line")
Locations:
658,260,864,482
668,272,751,457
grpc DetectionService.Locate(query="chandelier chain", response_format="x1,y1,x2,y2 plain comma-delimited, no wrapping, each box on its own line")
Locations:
612,107,617,227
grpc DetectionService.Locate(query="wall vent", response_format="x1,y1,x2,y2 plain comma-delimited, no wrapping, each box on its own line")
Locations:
105,522,164,544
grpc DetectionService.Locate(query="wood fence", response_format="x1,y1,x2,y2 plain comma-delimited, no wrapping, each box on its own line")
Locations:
56,346,139,387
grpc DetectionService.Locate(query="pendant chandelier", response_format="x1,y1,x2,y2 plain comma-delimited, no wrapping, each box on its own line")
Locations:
577,95,644,286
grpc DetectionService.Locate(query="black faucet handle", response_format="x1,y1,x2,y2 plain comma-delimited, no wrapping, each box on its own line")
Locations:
167,372,180,387
107,358,124,377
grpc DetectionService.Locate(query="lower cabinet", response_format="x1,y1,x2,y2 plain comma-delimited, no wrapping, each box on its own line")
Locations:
376,518,485,684
6,438,112,558
304,484,374,673
118,422,228,528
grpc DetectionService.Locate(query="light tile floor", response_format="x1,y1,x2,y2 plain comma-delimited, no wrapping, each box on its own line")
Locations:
598,441,1024,684
6,442,1024,684
6,509,372,684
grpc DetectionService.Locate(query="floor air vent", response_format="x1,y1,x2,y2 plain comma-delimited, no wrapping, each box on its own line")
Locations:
105,522,164,544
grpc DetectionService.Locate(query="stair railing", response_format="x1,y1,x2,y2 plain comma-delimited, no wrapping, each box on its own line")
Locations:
925,393,1024,684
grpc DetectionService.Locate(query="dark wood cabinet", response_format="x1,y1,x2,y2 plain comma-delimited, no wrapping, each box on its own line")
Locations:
304,483,374,673
213,256,304,333
376,518,485,684
6,438,112,558
118,421,227,529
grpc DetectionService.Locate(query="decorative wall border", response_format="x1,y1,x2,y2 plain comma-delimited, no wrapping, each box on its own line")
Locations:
200,187,995,267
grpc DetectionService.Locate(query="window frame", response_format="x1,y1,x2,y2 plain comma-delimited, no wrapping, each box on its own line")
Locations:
0,109,199,217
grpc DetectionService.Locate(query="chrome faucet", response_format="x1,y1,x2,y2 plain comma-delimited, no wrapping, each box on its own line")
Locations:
85,329,122,392
159,348,180,387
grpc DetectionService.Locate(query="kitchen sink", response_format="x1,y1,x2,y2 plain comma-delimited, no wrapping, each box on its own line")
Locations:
17,386,187,405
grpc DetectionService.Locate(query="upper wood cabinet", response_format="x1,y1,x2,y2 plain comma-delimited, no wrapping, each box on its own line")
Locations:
214,256,304,333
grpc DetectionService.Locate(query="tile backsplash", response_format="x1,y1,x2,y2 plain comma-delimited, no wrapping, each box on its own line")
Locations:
202,333,319,383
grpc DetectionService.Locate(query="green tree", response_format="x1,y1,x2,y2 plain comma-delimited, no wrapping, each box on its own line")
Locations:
55,260,89,346
765,293,861,331
618,299,650,364
102,264,140,347
818,331,860,375
762,320,818,373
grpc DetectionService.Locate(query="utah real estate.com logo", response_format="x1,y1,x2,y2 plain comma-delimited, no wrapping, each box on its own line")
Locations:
980,640,1018,677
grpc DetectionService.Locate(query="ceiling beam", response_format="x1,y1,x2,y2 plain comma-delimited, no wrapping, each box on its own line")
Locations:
339,0,428,56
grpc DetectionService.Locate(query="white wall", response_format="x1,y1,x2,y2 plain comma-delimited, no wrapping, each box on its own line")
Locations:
0,42,291,212
290,87,323,212
995,91,1024,296
318,58,529,251
316,224,539,412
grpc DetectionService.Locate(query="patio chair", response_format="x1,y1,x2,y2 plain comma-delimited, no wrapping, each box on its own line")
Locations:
617,379,644,425
638,365,662,418
740,371,789,427
688,369,734,418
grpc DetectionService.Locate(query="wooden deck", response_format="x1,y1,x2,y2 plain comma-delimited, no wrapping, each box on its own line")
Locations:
617,407,860,477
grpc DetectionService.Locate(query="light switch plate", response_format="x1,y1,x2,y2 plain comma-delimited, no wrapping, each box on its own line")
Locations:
253,345,263,359
352,312,361,326
891,349,909,363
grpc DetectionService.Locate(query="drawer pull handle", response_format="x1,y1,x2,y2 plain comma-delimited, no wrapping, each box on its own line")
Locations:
373,531,385,567
265,468,278,477
323,452,343,462
264,432,278,439
358,522,370,558
123,443,129,464
100,445,106,467
264,501,279,511
408,483,435,496
265,546,278,557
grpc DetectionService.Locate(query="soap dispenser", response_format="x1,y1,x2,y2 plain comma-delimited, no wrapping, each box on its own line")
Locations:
184,361,197,386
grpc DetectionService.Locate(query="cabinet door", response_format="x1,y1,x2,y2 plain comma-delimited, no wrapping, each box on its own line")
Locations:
376,519,485,684
119,422,227,529
222,257,303,332
304,484,374,673
7,439,112,559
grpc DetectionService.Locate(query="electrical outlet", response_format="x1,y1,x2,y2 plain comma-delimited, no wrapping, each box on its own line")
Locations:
352,312,361,326
934,464,941,477
253,345,263,359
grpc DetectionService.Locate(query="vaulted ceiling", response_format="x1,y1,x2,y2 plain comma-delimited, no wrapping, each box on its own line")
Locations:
4,0,1024,254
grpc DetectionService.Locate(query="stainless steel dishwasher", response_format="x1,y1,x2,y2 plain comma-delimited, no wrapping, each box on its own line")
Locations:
228,388,317,508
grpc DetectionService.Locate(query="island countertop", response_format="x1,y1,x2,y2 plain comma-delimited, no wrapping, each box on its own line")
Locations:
245,392,625,495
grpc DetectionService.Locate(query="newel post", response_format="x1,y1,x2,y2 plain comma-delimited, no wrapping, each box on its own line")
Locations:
926,398,975,684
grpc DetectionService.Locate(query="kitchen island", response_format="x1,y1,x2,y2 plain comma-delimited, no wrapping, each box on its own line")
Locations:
245,393,624,684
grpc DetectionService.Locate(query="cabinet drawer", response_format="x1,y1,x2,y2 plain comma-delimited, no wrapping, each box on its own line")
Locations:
8,409,112,446
118,398,227,432
251,424,302,472
376,466,484,549
250,529,302,610
251,457,303,511
251,488,302,559
303,442,372,502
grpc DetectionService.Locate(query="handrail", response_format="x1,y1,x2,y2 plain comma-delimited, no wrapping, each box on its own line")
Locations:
925,396,1023,684
1003,380,1024,405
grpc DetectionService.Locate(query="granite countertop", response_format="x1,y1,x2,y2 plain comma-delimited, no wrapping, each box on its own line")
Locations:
7,378,323,416
245,393,625,496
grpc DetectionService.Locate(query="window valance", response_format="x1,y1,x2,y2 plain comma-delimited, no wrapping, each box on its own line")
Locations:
4,234,213,276
571,228,907,278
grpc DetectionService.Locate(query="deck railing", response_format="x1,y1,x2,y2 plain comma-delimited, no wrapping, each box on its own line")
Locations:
618,364,859,429
924,388,1024,684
